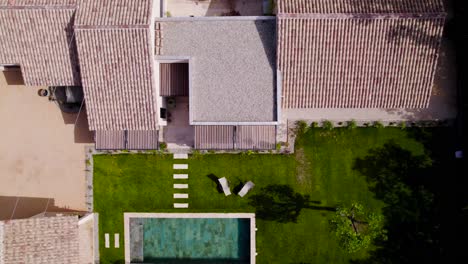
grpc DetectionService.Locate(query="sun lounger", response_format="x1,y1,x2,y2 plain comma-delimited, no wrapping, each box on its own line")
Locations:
238,181,255,197
218,177,231,196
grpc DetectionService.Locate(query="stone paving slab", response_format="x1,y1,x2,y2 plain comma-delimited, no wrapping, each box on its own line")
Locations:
173,174,188,179
174,203,189,208
105,233,109,248
173,184,188,189
173,153,188,159
173,193,189,199
114,233,119,248
173,164,188,169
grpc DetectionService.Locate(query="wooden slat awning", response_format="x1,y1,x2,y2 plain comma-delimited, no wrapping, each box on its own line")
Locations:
95,130,159,150
160,63,189,96
194,125,276,150
194,126,234,150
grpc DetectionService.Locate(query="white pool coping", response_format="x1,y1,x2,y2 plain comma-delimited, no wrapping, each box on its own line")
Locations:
124,213,256,264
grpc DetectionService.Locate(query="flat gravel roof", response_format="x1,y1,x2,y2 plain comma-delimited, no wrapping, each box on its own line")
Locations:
159,19,277,123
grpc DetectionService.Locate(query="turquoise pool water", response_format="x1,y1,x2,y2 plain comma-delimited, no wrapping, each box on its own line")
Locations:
130,218,251,263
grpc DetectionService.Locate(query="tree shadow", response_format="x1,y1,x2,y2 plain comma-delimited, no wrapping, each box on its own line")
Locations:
206,173,223,194
351,133,462,263
248,184,335,223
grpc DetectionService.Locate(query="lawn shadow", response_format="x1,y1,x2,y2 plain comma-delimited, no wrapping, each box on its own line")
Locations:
206,173,223,194
248,184,335,223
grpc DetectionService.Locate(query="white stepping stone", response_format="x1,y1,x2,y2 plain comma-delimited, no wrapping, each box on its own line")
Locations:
114,233,119,248
174,184,188,189
174,193,189,199
173,164,188,169
174,153,188,159
104,233,109,248
173,174,188,179
174,203,189,208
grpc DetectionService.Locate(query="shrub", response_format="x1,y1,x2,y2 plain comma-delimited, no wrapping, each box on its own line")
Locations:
165,11,172,17
310,122,319,129
208,150,216,154
85,159,91,166
246,150,254,156
347,120,357,130
191,149,202,159
373,121,384,129
398,121,407,130
276,143,282,151
322,120,334,130
295,120,308,135
121,149,129,153
159,142,167,151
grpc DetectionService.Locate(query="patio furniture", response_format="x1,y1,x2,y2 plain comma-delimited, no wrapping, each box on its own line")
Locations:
37,88,48,97
218,177,231,196
238,181,255,197
167,97,176,108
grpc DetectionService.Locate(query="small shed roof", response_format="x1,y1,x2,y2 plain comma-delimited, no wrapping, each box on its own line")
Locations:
0,216,79,264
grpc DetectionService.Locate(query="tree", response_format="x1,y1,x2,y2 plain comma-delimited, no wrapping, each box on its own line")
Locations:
330,202,387,253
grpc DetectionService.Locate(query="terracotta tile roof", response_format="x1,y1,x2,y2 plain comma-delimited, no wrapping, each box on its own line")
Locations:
0,216,79,264
278,0,445,108
0,0,76,6
278,0,444,14
0,5,80,86
75,0,152,27
75,28,157,130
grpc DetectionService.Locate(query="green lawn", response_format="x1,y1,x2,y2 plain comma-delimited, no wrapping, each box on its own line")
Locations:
93,127,426,263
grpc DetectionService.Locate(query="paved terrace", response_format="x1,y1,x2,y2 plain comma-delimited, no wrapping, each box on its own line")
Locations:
158,17,277,123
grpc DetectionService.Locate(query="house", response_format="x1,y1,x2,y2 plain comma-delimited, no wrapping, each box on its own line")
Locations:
0,0,446,150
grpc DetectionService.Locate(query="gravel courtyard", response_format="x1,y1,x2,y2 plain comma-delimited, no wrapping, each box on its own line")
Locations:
0,71,92,215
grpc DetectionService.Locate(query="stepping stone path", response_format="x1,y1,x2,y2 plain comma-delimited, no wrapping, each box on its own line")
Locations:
173,153,189,208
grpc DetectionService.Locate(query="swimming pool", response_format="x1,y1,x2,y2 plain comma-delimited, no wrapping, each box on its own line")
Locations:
124,213,256,264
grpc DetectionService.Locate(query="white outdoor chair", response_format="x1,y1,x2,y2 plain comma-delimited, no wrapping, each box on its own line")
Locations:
238,181,255,197
218,177,231,196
